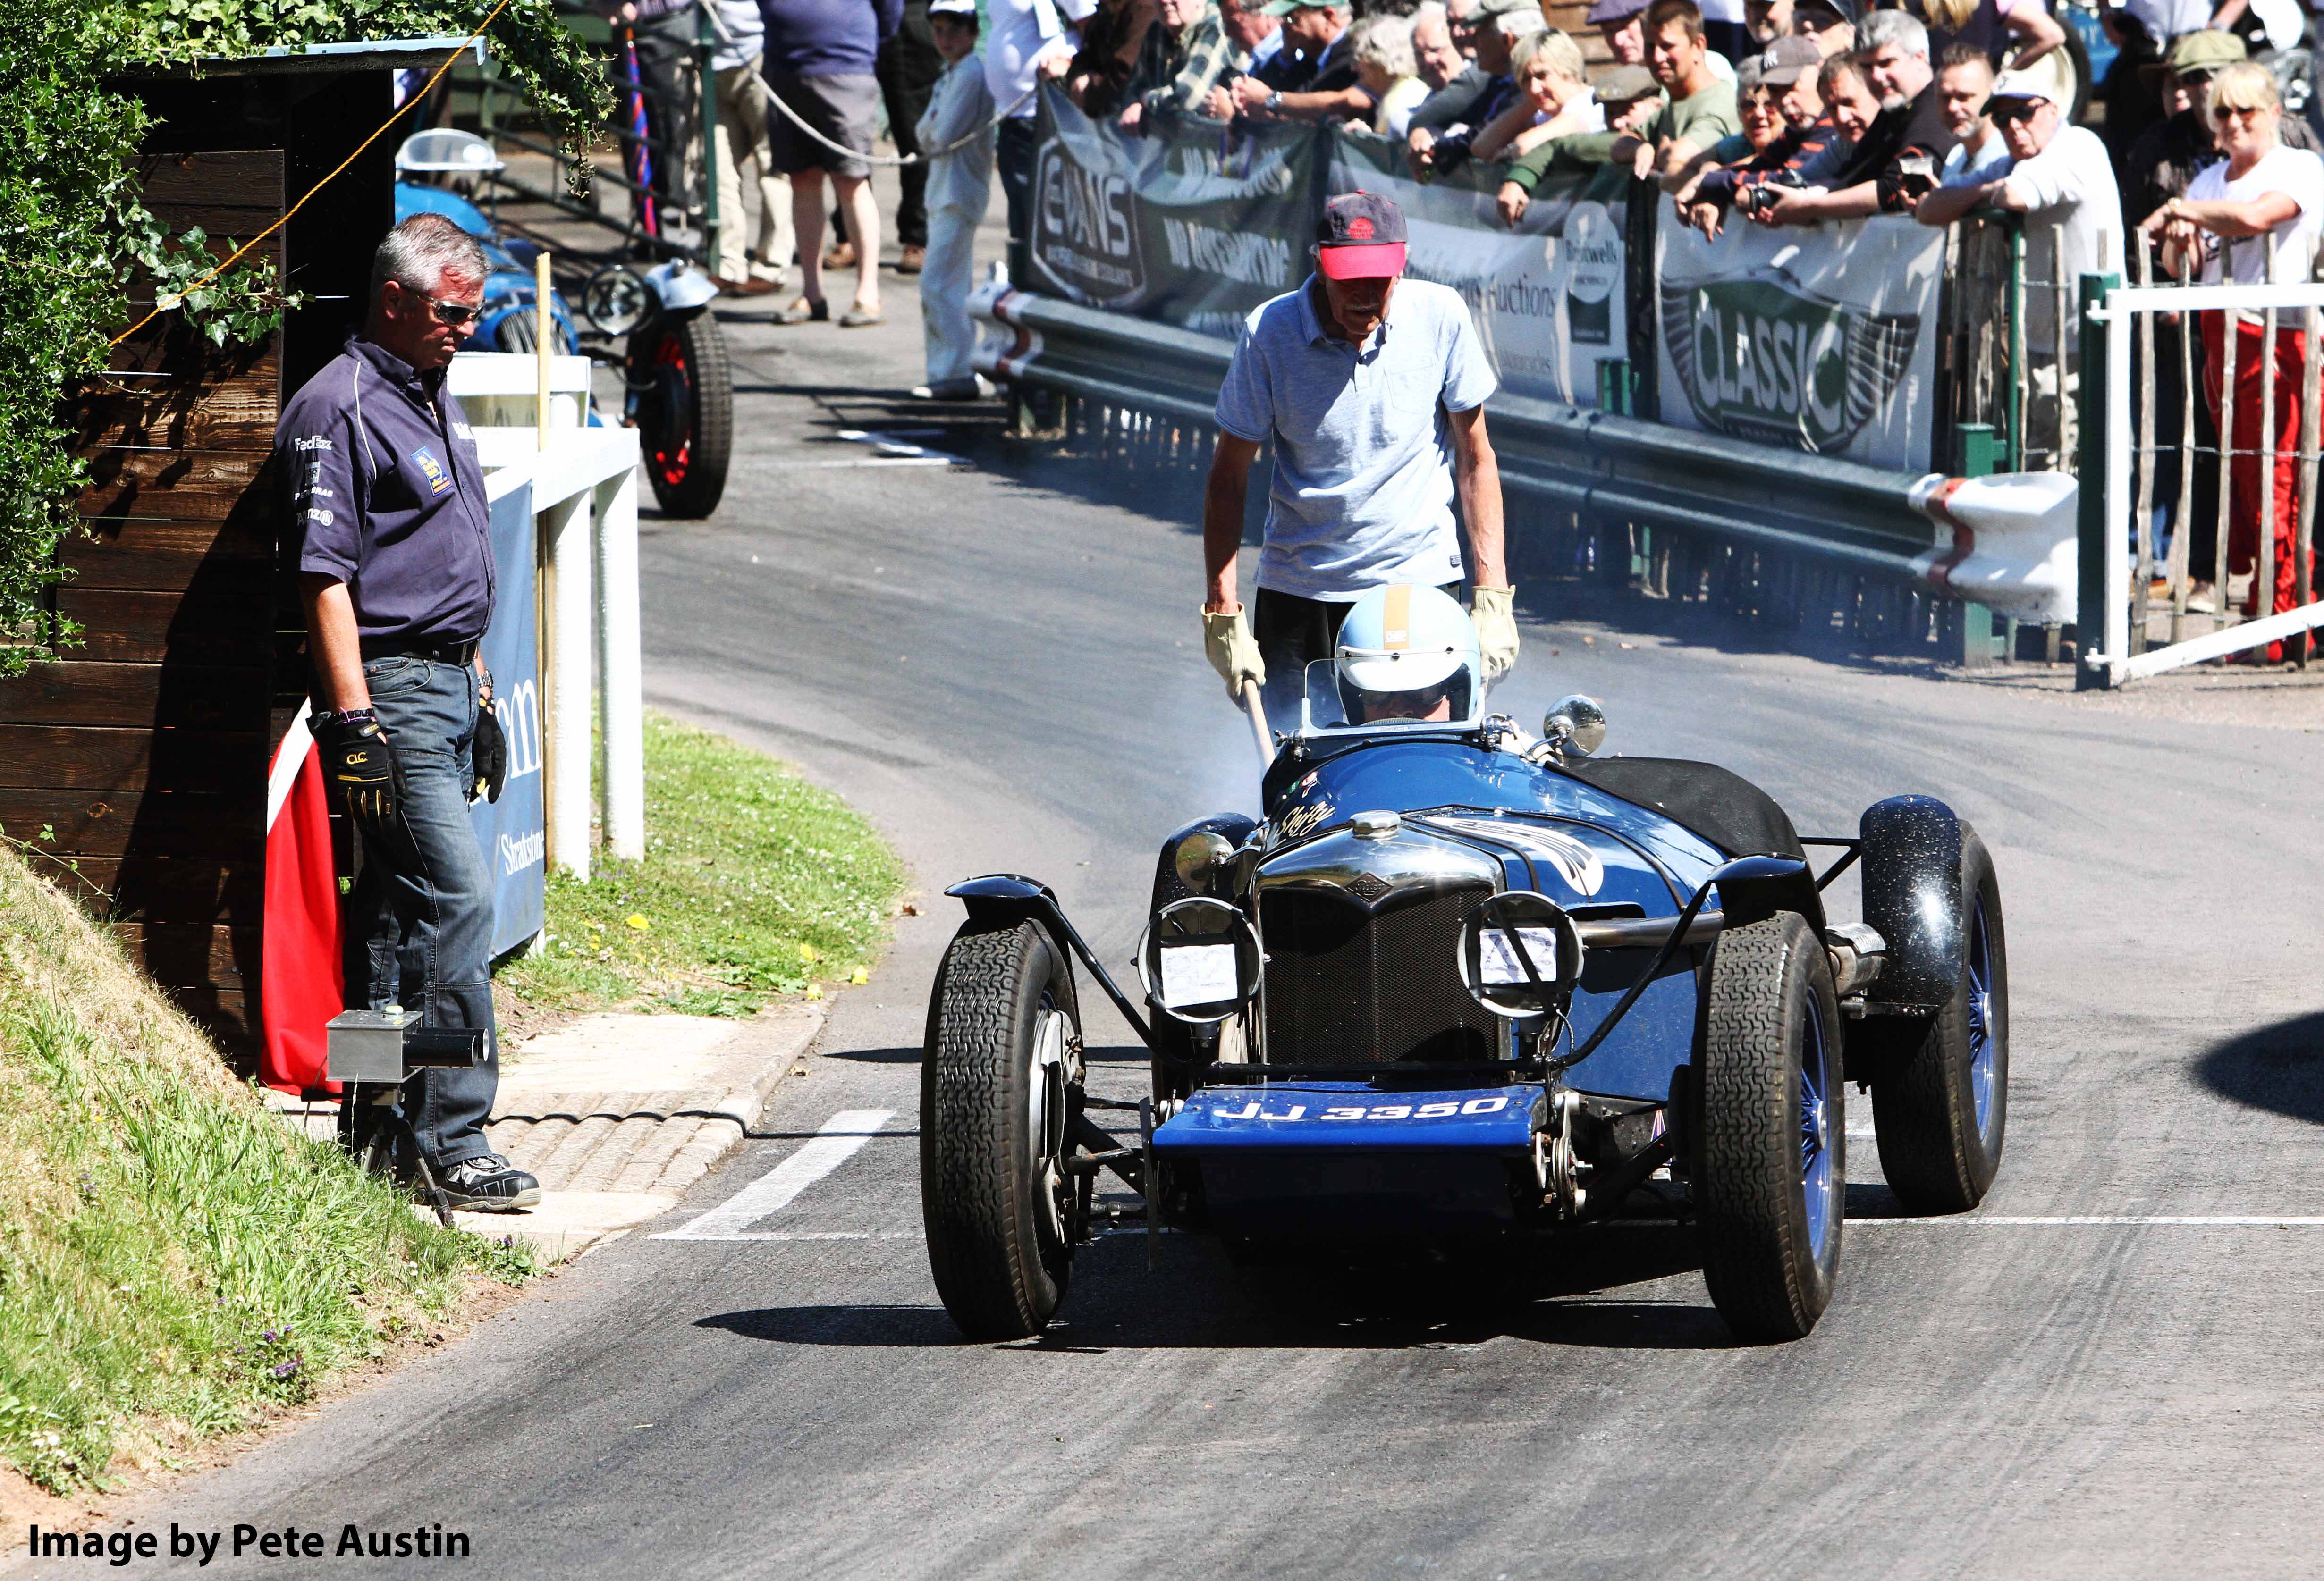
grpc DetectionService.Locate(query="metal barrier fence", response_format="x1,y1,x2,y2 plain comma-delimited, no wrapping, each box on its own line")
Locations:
2080,252,2324,687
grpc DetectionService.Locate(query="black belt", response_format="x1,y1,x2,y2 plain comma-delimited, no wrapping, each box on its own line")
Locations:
359,638,479,665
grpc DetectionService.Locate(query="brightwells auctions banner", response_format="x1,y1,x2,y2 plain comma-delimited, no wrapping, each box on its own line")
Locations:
1653,196,1944,470
1327,135,1626,406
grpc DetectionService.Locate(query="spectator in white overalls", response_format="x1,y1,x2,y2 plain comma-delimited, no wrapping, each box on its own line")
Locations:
914,0,998,400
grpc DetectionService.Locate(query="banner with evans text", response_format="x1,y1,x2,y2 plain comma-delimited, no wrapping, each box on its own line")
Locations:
1652,196,1946,471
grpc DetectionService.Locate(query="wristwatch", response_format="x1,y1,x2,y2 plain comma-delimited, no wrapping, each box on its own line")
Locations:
1265,90,1283,112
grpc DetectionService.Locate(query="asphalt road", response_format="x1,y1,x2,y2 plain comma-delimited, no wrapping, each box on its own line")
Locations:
113,239,2324,1580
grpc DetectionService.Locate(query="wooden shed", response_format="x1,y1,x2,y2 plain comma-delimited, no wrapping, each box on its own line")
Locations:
8,40,471,1061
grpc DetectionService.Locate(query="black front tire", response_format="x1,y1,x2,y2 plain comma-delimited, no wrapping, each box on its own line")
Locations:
1694,911,1846,1343
921,919,1080,1340
1871,831,2009,1213
630,309,733,519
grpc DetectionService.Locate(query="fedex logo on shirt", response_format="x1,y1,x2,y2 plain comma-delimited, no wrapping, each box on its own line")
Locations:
411,445,452,496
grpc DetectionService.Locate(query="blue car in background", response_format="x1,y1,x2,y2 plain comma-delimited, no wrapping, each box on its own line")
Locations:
393,130,733,519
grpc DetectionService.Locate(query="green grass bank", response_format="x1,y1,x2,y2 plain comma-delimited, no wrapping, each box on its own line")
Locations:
494,711,906,1019
0,843,531,1497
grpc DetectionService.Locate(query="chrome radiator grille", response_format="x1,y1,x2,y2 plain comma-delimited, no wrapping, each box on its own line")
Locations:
1260,880,1501,1065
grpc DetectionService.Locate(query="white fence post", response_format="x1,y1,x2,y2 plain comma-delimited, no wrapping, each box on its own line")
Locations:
595,466,645,863
546,490,594,880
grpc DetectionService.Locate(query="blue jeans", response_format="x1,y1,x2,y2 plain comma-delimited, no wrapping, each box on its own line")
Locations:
346,654,499,1168
997,114,1039,287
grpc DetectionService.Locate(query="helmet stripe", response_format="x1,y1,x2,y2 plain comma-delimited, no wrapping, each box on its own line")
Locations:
1383,583,1411,650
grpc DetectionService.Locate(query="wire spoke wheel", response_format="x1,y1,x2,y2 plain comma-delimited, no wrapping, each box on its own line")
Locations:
1695,910,1845,1343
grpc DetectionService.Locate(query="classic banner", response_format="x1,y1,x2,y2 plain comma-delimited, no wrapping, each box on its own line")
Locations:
1326,132,1627,407
1653,196,1945,470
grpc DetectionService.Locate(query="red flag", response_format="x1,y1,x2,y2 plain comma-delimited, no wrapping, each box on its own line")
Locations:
262,711,343,1095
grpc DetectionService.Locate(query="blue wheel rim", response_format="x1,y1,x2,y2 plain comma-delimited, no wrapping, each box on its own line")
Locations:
1800,991,1839,1260
1966,893,2000,1149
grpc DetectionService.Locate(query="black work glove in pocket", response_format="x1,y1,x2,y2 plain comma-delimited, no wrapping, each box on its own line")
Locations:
472,700,507,805
314,710,405,837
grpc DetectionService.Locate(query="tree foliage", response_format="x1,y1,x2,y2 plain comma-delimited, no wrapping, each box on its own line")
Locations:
0,0,609,676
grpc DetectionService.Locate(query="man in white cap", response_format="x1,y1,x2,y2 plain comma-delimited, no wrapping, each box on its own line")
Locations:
912,0,995,400
1914,67,2120,462
1201,191,1517,723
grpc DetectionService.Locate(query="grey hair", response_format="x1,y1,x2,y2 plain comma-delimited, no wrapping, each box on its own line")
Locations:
1854,8,1928,59
1411,0,1449,25
1494,7,1547,40
370,213,488,302
1355,14,1418,76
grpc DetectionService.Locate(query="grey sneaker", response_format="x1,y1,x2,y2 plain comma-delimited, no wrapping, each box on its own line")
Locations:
435,1153,540,1212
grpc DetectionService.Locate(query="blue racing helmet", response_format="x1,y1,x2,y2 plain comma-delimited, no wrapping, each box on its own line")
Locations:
1335,583,1484,723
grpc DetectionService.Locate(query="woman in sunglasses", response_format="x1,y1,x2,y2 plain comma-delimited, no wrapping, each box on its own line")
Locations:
2145,59,2324,644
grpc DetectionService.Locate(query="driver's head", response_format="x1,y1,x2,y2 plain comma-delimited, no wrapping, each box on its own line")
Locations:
1335,583,1483,723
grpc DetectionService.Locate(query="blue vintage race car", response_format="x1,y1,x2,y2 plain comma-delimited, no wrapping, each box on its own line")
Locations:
921,671,2008,1343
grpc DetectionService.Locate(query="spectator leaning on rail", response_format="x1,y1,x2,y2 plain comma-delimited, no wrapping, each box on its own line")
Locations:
278,215,533,1213
764,0,902,328
1405,0,1543,176
1200,192,1517,723
2123,30,2324,229
1411,4,1466,96
1614,0,1744,187
1118,0,1250,130
1351,15,1430,136
1747,0,1792,46
1755,8,1957,224
2144,59,2324,646
1468,28,1598,165
1679,35,1834,235
1226,0,1368,121
1790,0,1858,60
1923,43,2009,188
1917,69,2123,463
1498,65,1666,220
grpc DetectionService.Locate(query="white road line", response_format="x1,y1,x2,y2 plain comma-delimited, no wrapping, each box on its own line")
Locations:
1850,1216,2324,1227
651,1110,895,1241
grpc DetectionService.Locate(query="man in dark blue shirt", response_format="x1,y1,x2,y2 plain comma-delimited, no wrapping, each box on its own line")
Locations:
276,212,533,1212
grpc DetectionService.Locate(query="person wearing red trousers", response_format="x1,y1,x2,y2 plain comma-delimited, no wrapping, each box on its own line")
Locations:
2146,60,2324,659
2200,311,2307,635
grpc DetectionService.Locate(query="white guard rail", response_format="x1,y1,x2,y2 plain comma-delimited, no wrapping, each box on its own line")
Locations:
2084,276,2324,685
449,352,642,881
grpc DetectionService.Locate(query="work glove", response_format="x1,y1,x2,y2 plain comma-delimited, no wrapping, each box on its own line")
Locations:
314,709,405,837
1472,585,1520,681
472,700,507,805
1201,606,1266,704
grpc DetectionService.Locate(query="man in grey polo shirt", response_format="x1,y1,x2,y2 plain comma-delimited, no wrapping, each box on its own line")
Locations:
1201,190,1516,722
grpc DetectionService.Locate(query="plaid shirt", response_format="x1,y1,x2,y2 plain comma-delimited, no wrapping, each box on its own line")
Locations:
1134,7,1249,117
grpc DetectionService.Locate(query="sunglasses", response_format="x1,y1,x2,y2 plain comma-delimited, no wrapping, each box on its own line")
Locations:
1989,98,2043,124
2213,101,2268,122
427,298,483,328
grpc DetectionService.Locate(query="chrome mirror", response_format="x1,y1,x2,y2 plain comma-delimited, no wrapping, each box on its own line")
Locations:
1543,694,1607,757
1136,897,1262,1025
1457,891,1585,1019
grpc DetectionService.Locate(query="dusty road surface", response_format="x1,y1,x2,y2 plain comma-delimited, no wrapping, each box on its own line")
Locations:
113,209,2324,1581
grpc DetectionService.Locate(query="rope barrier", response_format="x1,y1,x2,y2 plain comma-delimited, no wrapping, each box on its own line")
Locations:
110,0,515,347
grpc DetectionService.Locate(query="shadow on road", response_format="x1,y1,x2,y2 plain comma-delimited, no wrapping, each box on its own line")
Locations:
2196,1011,2324,1125
689,1219,1771,1352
